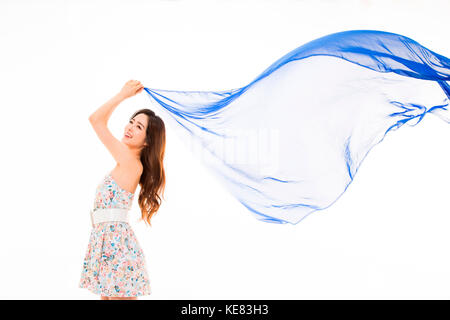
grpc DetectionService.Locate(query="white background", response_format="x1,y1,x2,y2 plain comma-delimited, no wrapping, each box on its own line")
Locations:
0,0,449,299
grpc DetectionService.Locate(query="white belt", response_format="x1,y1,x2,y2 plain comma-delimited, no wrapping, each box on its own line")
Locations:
90,208,129,226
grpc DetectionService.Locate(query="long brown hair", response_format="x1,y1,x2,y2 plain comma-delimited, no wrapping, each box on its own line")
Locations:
130,108,166,227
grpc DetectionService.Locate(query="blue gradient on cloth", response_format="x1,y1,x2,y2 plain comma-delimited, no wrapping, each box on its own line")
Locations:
143,30,449,224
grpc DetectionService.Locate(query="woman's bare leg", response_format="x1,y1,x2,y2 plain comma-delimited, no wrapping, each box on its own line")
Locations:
100,296,109,300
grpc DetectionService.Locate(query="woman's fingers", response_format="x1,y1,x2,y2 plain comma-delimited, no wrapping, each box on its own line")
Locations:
127,80,140,85
122,80,143,96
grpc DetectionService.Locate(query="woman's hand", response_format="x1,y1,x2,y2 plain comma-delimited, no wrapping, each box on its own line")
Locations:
119,80,144,99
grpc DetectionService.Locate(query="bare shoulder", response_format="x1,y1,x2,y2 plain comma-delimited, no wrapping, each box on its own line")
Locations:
121,159,143,176
113,160,143,194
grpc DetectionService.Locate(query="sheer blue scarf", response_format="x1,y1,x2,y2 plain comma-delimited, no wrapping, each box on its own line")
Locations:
143,30,449,224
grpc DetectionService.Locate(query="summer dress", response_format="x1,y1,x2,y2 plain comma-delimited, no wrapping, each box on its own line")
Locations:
79,172,151,297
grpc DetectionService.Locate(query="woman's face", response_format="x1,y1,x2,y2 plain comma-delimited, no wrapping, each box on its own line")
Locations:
122,113,149,149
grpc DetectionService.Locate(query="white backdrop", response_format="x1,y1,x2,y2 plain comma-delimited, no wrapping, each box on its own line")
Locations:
0,0,449,299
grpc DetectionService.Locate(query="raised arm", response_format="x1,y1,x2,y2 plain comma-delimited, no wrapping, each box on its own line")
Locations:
88,80,144,165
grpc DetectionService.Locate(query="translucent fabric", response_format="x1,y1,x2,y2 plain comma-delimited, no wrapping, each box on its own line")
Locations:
143,30,449,225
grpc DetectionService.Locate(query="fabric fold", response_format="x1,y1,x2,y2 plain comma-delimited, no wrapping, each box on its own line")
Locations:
143,30,449,224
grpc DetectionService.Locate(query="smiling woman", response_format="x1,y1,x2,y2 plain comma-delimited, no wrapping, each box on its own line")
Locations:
79,80,167,300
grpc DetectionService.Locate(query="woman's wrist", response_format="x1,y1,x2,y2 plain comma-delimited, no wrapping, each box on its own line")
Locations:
116,91,128,101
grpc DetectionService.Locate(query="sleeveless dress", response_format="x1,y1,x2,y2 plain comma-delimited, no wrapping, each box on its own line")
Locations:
78,173,151,297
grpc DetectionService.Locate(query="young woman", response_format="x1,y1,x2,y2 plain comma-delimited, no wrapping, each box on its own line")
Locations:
79,80,166,300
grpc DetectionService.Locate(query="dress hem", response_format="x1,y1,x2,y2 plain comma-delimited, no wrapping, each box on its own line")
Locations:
79,283,152,297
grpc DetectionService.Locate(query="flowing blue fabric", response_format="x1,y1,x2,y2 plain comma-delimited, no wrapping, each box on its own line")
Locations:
143,30,449,225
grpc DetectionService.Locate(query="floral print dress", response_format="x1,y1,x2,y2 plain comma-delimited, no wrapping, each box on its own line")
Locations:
79,173,151,297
